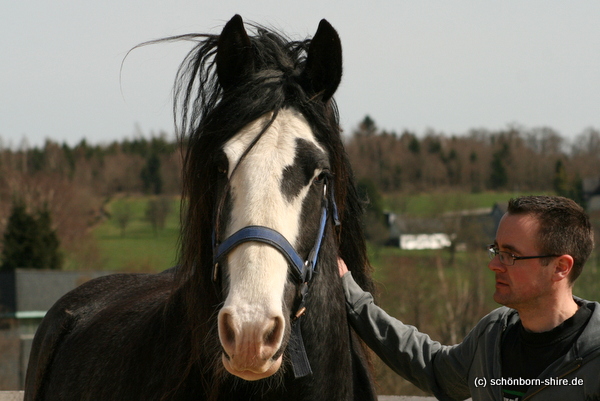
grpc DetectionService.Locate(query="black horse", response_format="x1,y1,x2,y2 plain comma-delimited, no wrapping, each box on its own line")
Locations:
25,15,377,401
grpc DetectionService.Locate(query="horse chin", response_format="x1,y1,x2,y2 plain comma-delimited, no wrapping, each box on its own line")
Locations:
221,353,283,381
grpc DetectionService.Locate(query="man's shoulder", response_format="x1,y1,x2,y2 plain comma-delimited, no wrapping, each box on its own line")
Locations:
575,296,599,309
469,306,518,336
480,306,515,324
576,297,600,336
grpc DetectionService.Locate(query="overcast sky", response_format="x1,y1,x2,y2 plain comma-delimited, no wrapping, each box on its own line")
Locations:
2,1,599,148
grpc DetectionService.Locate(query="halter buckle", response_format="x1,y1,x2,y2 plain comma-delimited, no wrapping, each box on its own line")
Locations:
294,307,307,320
212,262,219,282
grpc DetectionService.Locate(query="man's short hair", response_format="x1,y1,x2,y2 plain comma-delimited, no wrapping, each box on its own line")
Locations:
507,195,594,283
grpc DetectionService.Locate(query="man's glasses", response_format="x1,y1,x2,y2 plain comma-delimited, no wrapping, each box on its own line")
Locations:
487,245,560,266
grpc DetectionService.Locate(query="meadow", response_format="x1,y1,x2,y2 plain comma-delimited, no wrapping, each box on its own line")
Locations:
382,190,551,216
89,191,517,271
91,196,181,272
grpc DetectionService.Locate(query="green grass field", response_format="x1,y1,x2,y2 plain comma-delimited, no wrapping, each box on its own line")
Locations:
86,190,599,302
91,196,181,272
87,191,543,272
90,191,515,272
383,190,551,216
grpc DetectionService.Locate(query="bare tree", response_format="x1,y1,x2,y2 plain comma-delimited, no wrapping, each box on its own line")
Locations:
144,197,172,236
112,201,133,237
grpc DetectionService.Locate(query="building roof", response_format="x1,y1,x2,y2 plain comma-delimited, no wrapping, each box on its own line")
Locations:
583,177,600,195
0,269,112,316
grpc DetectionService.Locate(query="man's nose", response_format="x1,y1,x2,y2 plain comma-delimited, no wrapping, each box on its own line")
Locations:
488,255,506,273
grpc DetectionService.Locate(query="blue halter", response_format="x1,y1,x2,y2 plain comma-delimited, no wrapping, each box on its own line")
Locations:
211,180,340,378
212,181,339,285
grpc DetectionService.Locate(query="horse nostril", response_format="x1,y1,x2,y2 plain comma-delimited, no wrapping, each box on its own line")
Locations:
263,316,284,349
219,312,237,352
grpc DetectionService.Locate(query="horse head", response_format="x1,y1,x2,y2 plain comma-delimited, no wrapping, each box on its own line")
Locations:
181,15,344,381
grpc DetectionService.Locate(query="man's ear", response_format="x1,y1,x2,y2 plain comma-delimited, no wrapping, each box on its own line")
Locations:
552,254,574,282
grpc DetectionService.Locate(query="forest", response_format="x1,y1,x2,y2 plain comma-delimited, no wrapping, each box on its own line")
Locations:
348,116,600,197
1,119,600,395
2,118,599,260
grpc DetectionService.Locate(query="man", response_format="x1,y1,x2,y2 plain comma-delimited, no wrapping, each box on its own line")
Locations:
339,196,600,400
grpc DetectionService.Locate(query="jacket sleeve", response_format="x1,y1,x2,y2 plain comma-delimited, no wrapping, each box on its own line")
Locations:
342,272,473,401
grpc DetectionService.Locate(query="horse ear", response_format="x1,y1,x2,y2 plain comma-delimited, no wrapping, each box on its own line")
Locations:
301,19,343,102
216,15,255,91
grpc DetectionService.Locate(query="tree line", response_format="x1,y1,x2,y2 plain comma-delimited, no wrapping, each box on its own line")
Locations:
346,116,600,205
1,120,599,270
0,133,180,270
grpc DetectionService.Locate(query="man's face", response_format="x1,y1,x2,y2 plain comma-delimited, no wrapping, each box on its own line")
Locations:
488,213,555,310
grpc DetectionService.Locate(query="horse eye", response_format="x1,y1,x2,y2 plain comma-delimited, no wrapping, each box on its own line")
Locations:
215,152,229,176
313,170,329,183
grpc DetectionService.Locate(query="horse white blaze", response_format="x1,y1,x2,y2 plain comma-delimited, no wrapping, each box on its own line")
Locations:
218,108,325,380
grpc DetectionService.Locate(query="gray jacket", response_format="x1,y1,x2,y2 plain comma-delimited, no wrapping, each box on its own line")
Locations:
342,272,600,400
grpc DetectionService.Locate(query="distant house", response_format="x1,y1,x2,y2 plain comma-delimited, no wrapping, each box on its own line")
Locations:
385,213,447,250
490,202,508,227
398,233,452,250
384,202,507,250
449,202,506,244
583,176,600,212
0,269,112,390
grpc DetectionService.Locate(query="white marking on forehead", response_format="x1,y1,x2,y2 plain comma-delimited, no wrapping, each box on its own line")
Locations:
223,108,324,176
223,108,326,235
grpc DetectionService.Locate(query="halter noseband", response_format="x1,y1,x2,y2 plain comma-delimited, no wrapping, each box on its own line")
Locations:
211,179,340,378
212,180,339,285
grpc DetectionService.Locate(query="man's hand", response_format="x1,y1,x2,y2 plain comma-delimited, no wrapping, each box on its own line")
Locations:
337,257,349,277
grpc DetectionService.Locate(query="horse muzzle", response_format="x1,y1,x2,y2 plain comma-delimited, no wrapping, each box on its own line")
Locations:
221,353,283,381
218,306,286,381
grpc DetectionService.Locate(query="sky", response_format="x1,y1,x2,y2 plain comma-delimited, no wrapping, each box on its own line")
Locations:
2,1,600,148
